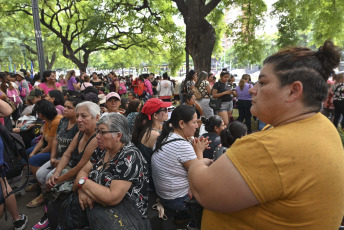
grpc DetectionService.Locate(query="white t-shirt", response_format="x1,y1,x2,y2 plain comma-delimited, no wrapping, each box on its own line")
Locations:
151,132,196,199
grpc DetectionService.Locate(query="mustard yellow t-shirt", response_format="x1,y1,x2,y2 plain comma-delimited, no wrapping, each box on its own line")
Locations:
202,113,344,230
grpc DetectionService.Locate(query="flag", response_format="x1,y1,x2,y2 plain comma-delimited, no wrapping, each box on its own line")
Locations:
31,61,34,78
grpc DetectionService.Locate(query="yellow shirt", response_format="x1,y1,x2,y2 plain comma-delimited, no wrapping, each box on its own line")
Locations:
202,113,344,230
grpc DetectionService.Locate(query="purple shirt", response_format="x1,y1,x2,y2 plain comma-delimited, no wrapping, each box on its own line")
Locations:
236,83,252,100
67,77,77,91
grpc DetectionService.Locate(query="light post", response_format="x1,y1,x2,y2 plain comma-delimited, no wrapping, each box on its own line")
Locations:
31,0,45,79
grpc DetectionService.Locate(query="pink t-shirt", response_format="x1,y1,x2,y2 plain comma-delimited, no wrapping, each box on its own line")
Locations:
38,82,62,95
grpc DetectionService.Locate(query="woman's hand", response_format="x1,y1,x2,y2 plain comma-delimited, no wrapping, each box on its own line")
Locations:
78,189,94,210
46,171,60,191
193,136,211,159
50,158,59,168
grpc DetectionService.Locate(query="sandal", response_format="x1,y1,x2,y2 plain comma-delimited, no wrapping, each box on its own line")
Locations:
25,183,39,192
27,194,44,208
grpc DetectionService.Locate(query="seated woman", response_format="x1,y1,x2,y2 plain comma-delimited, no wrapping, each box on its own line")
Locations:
38,101,99,230
220,121,247,148
200,115,226,159
56,113,148,229
151,105,210,226
132,98,171,189
28,97,80,215
36,71,63,95
183,91,204,121
45,90,65,115
124,99,141,134
188,40,344,229
80,75,93,91
26,100,63,206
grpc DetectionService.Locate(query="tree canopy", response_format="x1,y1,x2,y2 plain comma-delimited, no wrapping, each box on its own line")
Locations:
0,0,343,75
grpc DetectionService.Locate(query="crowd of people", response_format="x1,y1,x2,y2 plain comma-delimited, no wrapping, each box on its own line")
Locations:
0,40,344,230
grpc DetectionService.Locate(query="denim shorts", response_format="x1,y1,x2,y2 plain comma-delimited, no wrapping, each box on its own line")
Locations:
219,101,233,112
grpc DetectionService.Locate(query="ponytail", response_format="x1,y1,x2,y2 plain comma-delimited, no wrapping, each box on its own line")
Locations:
154,105,196,152
154,120,174,152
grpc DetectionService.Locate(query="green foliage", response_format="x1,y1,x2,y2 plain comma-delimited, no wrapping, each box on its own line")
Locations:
226,0,268,65
273,0,344,48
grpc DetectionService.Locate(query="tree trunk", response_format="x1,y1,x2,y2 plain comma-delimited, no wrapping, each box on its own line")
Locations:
174,0,220,75
45,52,56,70
186,18,215,74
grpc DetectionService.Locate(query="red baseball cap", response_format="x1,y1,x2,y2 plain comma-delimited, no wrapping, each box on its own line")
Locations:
142,98,172,120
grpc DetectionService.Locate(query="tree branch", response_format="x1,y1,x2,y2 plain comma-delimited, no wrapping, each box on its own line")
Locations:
201,0,222,18
173,0,188,18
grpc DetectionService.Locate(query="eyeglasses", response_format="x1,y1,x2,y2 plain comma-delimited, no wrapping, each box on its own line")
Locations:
157,108,168,113
95,129,118,136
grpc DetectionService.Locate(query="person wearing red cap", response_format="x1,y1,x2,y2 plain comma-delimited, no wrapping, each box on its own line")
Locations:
132,98,171,190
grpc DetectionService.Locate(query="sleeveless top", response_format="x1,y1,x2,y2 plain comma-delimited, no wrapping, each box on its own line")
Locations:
68,132,96,168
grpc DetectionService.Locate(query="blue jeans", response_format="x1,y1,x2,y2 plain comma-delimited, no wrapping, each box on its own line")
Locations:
29,152,51,167
160,194,189,212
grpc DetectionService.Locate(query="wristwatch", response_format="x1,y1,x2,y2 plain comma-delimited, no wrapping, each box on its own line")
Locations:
78,177,88,189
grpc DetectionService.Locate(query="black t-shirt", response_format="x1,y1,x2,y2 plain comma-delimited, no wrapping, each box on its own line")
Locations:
213,81,232,102
56,117,79,158
89,143,149,215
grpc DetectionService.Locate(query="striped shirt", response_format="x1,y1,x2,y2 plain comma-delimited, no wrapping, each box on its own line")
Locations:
152,133,197,200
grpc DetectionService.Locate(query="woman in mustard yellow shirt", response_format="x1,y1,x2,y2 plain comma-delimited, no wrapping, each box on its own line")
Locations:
188,40,344,230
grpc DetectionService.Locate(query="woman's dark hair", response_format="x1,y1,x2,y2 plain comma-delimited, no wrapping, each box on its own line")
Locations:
120,97,129,110
35,99,58,120
220,70,230,78
182,70,196,93
263,40,341,110
33,74,40,84
184,91,195,104
142,73,150,79
220,121,247,148
66,97,82,107
154,105,196,152
42,71,53,83
124,99,140,116
201,115,223,133
162,72,169,80
131,112,154,146
0,72,12,92
48,90,65,106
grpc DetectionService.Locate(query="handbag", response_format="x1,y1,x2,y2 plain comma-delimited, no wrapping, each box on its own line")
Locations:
191,87,202,100
60,193,89,229
184,196,203,229
44,167,73,201
87,197,151,230
209,96,222,110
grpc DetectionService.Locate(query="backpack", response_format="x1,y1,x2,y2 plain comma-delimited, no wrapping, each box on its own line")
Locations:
118,82,127,95
6,88,22,106
137,82,147,97
19,81,30,97
0,124,29,206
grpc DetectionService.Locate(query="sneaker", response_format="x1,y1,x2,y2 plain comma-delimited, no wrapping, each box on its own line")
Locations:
32,213,49,230
13,214,28,230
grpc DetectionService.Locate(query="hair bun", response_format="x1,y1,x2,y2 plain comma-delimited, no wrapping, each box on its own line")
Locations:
317,40,341,80
201,116,208,125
